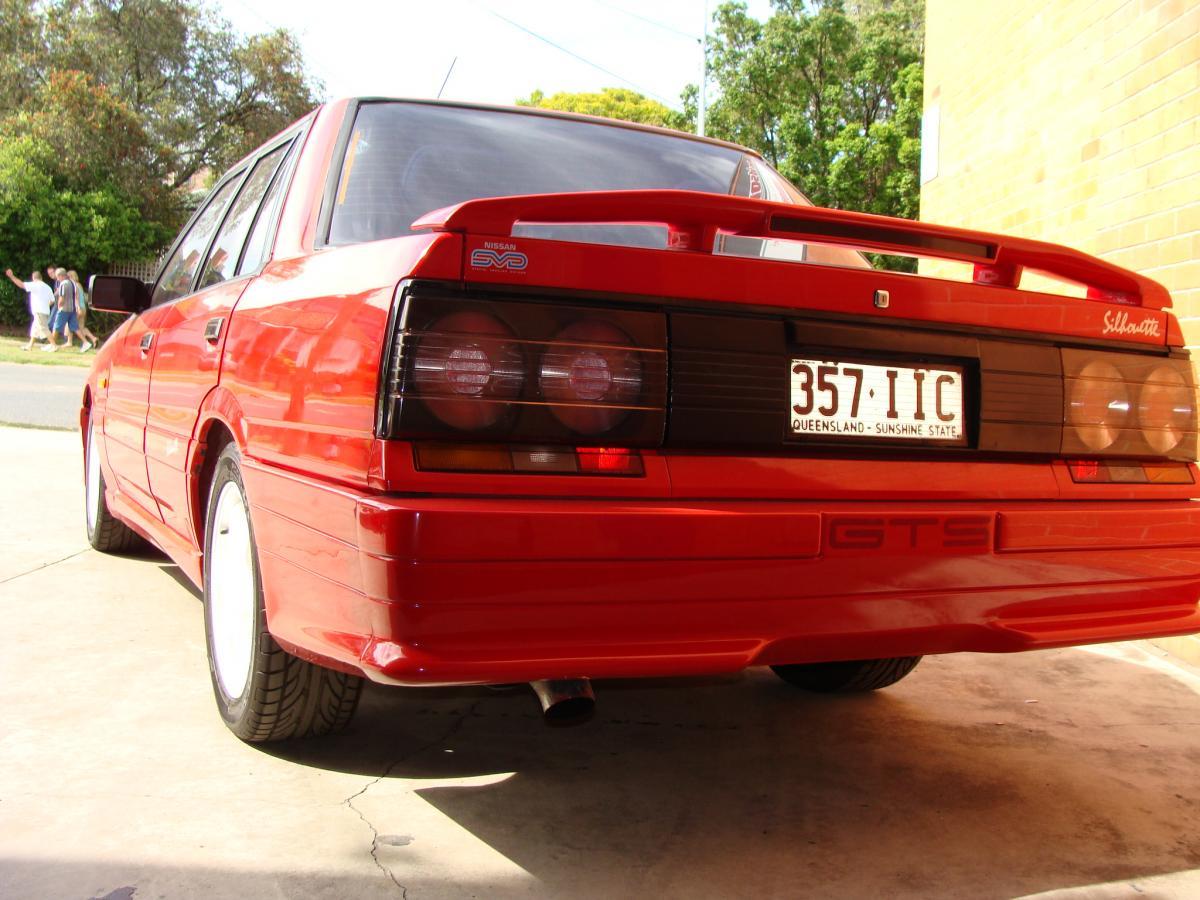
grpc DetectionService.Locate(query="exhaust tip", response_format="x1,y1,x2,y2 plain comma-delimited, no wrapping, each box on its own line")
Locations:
530,678,595,726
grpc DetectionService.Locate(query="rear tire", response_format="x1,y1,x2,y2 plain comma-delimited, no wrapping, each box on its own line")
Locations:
85,418,141,553
770,656,922,693
203,443,362,742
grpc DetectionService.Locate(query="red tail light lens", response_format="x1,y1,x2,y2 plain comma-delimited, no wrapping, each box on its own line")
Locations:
1062,349,1198,460
1066,359,1129,452
379,286,667,445
411,311,523,430
1139,364,1193,455
539,321,644,435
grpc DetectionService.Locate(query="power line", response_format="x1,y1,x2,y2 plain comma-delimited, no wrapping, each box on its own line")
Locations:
586,0,700,43
481,6,675,106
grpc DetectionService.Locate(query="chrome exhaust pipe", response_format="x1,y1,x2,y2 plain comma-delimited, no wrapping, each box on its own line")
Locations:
530,678,595,726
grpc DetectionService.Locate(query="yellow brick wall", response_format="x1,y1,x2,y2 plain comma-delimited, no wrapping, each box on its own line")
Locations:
920,0,1200,340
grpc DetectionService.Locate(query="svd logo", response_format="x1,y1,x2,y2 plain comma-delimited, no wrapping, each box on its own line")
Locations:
470,249,529,271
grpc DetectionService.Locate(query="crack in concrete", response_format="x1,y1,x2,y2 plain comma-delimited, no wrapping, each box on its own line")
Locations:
0,548,88,586
343,699,483,898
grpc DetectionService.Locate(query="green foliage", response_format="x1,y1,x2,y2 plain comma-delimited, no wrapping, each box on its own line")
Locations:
691,0,924,268
37,1,322,189
0,1,321,325
518,87,690,131
0,136,169,327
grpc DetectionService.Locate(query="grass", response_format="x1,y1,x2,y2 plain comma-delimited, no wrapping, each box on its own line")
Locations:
0,333,95,367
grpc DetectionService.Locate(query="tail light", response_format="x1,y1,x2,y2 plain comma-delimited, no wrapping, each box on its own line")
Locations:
1062,349,1198,459
378,284,667,449
1139,364,1193,454
539,321,644,435
411,312,524,429
1066,359,1129,452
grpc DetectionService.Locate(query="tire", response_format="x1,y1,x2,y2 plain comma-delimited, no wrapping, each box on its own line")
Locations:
85,417,142,553
770,656,922,693
203,443,362,742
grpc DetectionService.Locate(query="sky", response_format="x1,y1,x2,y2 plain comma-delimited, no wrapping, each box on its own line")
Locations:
216,0,773,111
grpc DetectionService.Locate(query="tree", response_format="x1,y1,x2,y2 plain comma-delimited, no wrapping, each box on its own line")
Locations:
0,1,319,327
0,135,168,327
0,0,43,111
693,0,924,264
518,87,689,131
38,0,321,191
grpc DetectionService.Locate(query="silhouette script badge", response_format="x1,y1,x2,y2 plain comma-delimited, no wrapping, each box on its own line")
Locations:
1102,309,1160,338
471,242,528,273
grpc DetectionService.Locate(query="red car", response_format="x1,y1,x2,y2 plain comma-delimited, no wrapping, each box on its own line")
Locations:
83,98,1200,742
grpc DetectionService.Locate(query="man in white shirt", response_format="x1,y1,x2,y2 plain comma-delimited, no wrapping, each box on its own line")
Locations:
5,269,56,350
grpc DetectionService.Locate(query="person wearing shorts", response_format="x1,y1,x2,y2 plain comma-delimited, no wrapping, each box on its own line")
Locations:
49,268,82,352
5,268,54,350
68,269,98,351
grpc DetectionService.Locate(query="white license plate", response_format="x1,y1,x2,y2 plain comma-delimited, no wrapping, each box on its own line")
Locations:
789,358,965,443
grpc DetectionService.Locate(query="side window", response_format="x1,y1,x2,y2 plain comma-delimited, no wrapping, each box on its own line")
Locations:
238,140,298,276
152,175,243,306
199,142,291,290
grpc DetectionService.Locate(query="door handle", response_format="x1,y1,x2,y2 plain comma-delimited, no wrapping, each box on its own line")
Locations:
204,317,224,344
140,332,154,353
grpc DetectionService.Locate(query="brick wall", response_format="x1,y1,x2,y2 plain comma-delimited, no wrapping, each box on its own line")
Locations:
922,0,1200,664
920,0,1200,337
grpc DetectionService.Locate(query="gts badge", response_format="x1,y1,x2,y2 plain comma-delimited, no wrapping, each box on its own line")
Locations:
470,244,528,272
824,514,992,555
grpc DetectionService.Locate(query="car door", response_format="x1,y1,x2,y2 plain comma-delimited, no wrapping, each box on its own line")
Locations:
145,139,297,545
103,309,168,516
102,175,244,518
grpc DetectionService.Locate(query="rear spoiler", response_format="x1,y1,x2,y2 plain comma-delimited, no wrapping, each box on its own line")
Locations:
413,190,1171,310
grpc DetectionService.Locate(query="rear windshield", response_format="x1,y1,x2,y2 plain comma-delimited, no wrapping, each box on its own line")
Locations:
327,102,867,269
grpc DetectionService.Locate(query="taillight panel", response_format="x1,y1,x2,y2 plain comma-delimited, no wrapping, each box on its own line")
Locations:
1062,349,1198,460
378,282,1198,470
378,286,667,445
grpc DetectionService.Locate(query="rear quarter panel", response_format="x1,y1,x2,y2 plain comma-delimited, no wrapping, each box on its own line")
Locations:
219,234,460,487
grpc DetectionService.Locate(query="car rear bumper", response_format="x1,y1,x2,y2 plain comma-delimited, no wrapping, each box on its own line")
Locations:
242,461,1200,685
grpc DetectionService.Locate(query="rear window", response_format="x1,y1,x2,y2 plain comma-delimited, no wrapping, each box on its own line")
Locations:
327,102,868,270
328,103,743,246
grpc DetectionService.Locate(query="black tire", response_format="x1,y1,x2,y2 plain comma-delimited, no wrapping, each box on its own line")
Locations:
85,418,142,553
203,443,362,742
770,656,922,693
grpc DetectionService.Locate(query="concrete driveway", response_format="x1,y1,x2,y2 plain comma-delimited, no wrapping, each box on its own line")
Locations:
1,425,1199,899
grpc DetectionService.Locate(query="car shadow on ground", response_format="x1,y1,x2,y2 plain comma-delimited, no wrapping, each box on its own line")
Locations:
157,562,201,600
261,654,1200,898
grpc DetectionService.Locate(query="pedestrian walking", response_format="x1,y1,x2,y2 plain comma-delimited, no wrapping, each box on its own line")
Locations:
4,268,55,350
68,270,98,351
50,267,83,351
45,266,64,336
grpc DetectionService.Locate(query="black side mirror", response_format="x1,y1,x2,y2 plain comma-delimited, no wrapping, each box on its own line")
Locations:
89,275,152,315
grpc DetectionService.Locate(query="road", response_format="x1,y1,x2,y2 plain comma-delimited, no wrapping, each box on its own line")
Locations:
0,361,87,430
1,425,1199,899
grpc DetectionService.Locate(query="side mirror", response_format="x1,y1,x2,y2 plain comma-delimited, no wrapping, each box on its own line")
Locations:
89,275,152,315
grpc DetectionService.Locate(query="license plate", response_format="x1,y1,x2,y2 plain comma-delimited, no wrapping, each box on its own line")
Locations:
789,358,965,443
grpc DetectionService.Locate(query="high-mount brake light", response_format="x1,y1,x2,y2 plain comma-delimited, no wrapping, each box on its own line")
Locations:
539,321,644,435
410,311,524,430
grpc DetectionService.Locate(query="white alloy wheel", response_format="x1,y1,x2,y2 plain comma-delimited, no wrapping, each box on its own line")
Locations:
86,422,101,534
202,442,363,742
207,480,256,700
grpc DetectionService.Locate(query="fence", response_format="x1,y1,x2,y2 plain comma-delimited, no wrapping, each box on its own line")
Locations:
106,256,164,283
